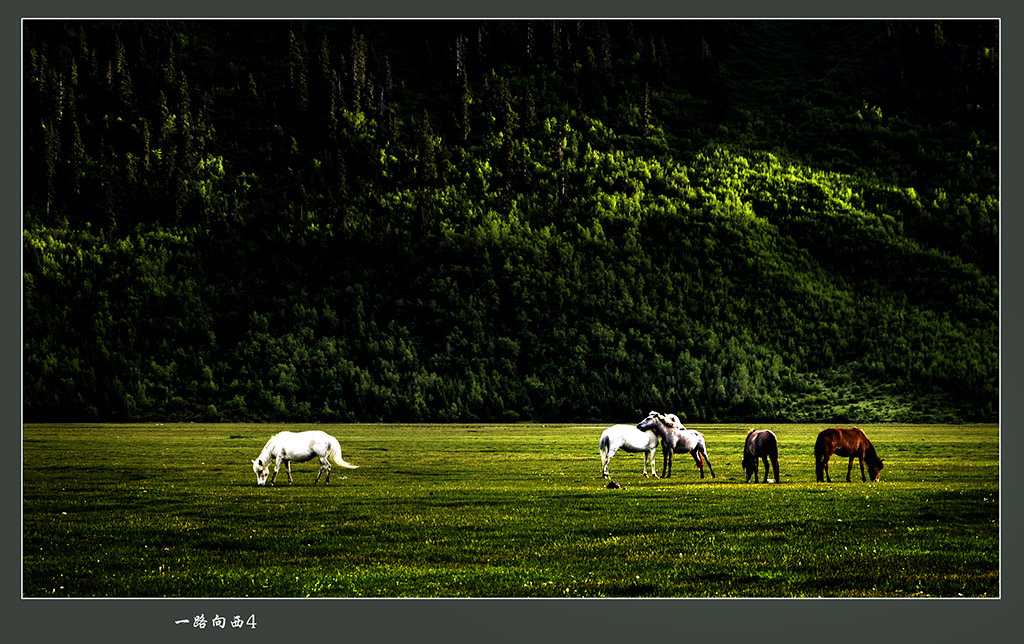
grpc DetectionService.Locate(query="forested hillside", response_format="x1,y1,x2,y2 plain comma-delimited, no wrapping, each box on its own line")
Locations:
22,20,999,423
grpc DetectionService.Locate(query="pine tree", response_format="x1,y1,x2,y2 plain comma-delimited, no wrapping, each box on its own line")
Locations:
288,28,309,115
349,29,366,112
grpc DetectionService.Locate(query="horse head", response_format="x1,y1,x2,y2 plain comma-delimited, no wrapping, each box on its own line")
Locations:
741,450,755,473
252,458,270,486
637,411,682,435
868,457,884,482
636,410,661,432
865,441,884,482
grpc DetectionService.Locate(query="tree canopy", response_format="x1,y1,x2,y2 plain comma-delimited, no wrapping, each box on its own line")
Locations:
23,20,999,423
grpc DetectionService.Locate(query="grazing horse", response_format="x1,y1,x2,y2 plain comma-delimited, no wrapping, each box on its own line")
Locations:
814,427,883,482
251,430,358,486
599,423,659,479
742,429,780,483
637,411,716,479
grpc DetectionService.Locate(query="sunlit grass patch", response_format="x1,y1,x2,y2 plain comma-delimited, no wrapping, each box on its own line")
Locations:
23,422,998,597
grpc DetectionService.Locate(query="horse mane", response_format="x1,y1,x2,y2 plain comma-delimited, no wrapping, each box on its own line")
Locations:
853,428,876,451
864,442,881,462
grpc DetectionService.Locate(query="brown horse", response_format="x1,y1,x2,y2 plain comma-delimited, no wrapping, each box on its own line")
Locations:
742,429,780,483
814,427,884,482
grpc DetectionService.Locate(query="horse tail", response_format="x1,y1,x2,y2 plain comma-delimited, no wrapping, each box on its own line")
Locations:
697,437,716,478
328,436,359,469
599,433,610,458
813,430,828,481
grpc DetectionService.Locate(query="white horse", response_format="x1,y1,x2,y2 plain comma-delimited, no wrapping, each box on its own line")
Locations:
637,411,716,479
599,423,660,479
251,430,358,486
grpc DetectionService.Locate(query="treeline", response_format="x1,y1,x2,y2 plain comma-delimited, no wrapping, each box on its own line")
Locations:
22,20,998,423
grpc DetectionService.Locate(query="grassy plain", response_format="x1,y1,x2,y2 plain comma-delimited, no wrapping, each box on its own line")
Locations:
22,422,998,597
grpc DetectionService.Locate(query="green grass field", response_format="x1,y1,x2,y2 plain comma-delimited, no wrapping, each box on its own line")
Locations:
22,422,999,598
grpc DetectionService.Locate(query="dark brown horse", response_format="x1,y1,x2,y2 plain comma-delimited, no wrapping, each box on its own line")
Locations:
742,429,779,483
814,427,884,482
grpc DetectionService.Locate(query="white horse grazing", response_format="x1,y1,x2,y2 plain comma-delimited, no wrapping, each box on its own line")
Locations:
251,430,358,486
599,423,660,479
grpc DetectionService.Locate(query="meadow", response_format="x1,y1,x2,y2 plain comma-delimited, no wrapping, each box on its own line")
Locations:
22,422,999,598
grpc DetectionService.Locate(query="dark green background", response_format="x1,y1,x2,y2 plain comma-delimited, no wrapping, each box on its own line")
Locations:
22,19,998,424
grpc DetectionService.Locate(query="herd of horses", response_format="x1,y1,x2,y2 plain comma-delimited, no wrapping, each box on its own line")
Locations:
250,412,884,485
600,410,884,484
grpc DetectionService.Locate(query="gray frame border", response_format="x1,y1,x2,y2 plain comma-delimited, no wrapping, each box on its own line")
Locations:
9,1,1017,642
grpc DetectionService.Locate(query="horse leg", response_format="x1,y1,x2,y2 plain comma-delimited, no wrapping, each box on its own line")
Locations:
761,456,770,483
819,455,831,482
692,451,704,478
663,450,672,478
269,459,282,485
701,448,715,478
858,456,867,482
846,457,855,482
647,448,659,478
771,455,780,482
602,446,617,479
285,461,294,485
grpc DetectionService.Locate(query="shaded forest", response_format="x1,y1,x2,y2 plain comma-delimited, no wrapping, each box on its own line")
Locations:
22,20,999,423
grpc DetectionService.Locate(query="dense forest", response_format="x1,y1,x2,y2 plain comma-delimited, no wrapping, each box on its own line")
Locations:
22,20,999,423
